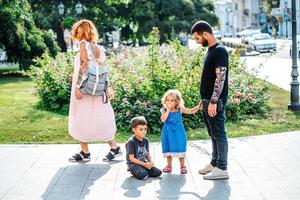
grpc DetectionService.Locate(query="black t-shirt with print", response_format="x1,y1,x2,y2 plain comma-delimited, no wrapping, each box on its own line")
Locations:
200,43,229,103
125,136,149,165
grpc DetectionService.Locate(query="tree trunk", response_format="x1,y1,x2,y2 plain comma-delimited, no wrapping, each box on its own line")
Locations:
56,21,67,52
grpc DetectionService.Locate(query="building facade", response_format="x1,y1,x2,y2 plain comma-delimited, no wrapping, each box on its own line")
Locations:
214,0,266,36
214,0,233,35
278,0,300,37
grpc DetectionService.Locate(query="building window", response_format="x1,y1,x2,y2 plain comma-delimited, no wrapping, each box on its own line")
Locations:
243,8,249,16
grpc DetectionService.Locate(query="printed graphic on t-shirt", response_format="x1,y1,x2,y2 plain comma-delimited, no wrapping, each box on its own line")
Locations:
137,146,148,162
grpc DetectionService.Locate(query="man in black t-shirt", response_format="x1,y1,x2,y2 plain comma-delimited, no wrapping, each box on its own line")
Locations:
191,21,229,180
125,116,162,180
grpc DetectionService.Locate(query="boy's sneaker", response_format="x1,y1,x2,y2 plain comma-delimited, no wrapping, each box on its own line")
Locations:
203,167,229,180
69,151,91,162
198,164,214,175
103,146,123,162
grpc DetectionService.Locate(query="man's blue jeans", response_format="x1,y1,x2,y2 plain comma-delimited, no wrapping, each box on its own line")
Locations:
203,110,228,170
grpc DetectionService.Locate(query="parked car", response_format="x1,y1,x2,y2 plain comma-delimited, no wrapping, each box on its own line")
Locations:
223,32,233,38
213,30,222,40
249,33,276,52
235,29,254,37
241,29,261,44
235,31,244,38
289,35,300,58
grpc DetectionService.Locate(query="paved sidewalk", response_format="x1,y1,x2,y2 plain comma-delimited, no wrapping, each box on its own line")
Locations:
1,131,300,200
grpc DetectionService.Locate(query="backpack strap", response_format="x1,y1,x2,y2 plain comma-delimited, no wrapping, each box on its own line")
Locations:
86,42,101,61
102,78,109,104
86,42,109,102
102,95,108,104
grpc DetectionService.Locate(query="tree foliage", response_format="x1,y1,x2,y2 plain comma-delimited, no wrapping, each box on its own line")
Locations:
262,0,280,16
30,29,270,133
120,0,218,43
0,0,59,70
29,0,218,44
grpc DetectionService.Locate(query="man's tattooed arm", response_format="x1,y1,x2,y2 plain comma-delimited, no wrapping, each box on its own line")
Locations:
210,66,227,103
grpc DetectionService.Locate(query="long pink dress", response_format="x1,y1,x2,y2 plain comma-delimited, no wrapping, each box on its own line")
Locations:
68,41,117,142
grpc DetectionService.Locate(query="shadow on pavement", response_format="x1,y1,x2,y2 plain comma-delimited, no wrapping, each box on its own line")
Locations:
41,161,122,200
121,176,154,198
156,174,201,199
201,180,231,200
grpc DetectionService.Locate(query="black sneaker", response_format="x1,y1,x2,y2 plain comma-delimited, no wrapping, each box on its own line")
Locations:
69,151,91,162
103,146,122,162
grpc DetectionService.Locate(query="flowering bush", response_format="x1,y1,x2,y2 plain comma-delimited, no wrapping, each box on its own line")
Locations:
226,54,270,121
107,28,206,133
30,29,270,134
107,29,270,133
29,51,74,114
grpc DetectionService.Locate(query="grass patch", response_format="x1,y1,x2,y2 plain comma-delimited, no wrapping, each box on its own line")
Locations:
0,64,19,73
0,64,26,78
0,77,300,144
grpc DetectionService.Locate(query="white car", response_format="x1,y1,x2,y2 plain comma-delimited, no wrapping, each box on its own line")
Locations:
249,33,276,52
213,30,222,40
289,35,300,58
241,29,261,44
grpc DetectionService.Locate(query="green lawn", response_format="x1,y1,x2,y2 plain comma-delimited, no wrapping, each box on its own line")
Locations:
0,65,20,74
1,76,300,144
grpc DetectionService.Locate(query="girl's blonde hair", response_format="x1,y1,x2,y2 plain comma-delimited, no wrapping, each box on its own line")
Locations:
71,19,99,44
161,89,184,110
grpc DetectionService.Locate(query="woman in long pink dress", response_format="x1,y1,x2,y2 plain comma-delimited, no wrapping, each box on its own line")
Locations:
68,19,122,162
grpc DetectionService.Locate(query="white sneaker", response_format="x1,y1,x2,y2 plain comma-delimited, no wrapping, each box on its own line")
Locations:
203,167,229,180
198,164,214,175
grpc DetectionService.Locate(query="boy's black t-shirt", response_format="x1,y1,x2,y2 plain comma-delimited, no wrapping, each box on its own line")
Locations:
125,136,149,165
200,43,229,103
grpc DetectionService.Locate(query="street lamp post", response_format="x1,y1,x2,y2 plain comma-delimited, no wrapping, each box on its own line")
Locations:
58,2,64,15
58,2,83,51
58,1,82,16
75,1,83,15
288,0,300,111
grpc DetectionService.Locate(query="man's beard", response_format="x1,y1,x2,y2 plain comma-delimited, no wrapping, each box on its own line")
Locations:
202,38,209,47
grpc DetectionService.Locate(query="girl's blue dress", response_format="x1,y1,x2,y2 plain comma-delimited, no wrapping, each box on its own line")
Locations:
162,110,187,157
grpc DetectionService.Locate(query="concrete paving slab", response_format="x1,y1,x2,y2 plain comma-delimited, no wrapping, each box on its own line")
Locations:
1,131,300,200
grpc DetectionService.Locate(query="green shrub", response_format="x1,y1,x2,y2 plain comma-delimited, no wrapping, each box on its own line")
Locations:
107,28,206,133
108,29,270,133
30,29,270,134
226,51,270,121
29,52,74,114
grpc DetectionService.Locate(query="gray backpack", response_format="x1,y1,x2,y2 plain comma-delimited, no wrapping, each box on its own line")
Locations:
79,43,109,103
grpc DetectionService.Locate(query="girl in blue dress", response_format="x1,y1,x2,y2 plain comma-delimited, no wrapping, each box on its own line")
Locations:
160,89,201,174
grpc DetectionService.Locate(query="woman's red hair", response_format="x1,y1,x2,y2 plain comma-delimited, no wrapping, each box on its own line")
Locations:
71,19,99,44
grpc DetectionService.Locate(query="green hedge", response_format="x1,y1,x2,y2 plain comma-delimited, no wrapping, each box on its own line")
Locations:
30,29,270,134
30,52,74,114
